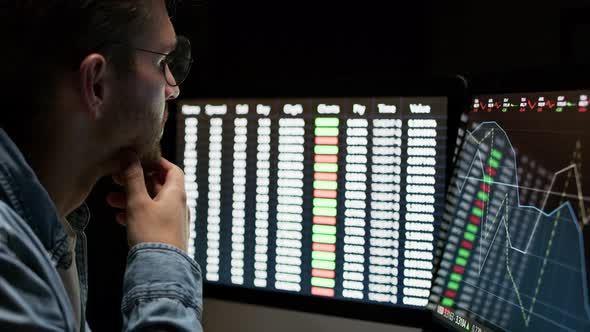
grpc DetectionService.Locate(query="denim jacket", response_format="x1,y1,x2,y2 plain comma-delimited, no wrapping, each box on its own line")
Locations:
0,128,204,331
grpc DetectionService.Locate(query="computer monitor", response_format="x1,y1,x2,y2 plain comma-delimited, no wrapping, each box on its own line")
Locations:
172,80,465,325
430,89,590,331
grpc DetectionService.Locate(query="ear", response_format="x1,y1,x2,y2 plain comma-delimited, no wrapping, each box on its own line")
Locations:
79,53,108,120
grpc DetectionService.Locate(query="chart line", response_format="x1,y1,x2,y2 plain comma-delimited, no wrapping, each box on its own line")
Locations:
452,121,590,323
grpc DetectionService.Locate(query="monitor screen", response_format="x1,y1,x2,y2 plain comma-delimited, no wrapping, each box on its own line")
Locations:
176,96,448,311
430,90,590,331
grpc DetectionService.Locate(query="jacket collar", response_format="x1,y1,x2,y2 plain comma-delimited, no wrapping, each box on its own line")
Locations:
0,128,86,268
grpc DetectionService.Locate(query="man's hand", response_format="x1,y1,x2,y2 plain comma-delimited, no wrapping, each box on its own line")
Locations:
106,154,189,253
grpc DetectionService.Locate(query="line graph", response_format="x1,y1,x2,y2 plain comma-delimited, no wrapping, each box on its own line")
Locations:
440,121,590,331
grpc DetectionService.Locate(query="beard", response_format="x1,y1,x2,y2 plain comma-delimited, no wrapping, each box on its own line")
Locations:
139,110,167,175
139,136,162,175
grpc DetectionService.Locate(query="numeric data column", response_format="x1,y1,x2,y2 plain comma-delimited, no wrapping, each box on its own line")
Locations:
183,118,199,259
341,119,369,300
254,118,271,287
206,117,223,281
231,118,248,285
311,117,340,298
274,118,305,292
368,119,403,304
402,118,439,306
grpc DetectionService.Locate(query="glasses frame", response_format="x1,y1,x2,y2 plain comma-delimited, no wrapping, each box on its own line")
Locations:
130,36,193,87
95,35,193,87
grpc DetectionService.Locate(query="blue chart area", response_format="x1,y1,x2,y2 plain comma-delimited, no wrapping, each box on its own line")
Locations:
447,122,590,331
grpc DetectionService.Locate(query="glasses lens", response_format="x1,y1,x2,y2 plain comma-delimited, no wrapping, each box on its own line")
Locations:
167,36,192,86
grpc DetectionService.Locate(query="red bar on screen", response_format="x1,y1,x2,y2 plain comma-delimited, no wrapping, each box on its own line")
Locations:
315,137,338,145
314,155,338,163
312,243,336,252
461,240,473,249
312,269,336,279
311,287,335,297
314,189,337,198
313,216,337,225
314,172,338,181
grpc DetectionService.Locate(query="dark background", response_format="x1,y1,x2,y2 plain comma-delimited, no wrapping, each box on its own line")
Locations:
85,1,590,331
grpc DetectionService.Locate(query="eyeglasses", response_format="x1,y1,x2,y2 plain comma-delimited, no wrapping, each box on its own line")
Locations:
100,35,193,86
131,35,193,86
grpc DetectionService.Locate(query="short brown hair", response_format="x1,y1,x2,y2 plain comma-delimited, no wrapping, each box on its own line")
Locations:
0,0,177,143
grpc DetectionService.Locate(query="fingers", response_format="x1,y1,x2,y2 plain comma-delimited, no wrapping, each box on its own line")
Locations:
116,211,127,226
122,153,149,205
145,173,165,198
159,157,185,190
112,174,125,186
106,192,126,209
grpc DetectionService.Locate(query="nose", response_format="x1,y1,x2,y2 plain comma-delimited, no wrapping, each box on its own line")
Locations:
164,64,180,100
165,83,180,100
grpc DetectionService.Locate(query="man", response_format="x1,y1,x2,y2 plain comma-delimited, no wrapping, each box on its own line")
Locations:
0,1,203,331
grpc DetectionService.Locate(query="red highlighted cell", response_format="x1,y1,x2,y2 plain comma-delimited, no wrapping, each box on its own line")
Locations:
314,154,338,163
470,216,481,225
480,183,491,193
312,269,336,279
445,290,457,298
486,166,497,176
311,287,335,297
313,216,337,225
314,189,337,199
474,200,485,209
461,240,473,249
312,243,336,252
314,172,338,181
453,265,465,274
315,136,339,145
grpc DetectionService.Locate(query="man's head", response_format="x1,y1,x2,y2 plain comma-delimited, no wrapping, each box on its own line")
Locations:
0,0,185,177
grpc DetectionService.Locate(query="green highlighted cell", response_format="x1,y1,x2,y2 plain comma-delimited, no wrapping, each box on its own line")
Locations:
458,248,470,259
441,298,454,307
313,225,337,235
314,145,339,155
313,207,337,217
467,224,479,234
491,149,503,160
312,234,337,244
313,180,338,190
455,257,467,267
315,117,340,127
450,273,462,282
464,232,476,242
483,175,493,184
447,281,459,291
312,259,336,270
315,127,339,136
488,158,499,168
477,192,489,202
312,251,336,261
311,277,336,288
472,207,483,218
314,163,338,173
313,198,337,208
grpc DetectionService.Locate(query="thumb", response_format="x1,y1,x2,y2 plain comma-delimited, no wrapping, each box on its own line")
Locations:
122,155,149,203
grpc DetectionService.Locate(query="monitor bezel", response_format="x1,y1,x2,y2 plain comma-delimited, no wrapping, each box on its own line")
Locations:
161,75,469,328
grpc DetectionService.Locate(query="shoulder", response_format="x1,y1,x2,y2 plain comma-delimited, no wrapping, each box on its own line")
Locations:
0,201,75,330
0,200,52,273
0,200,24,245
